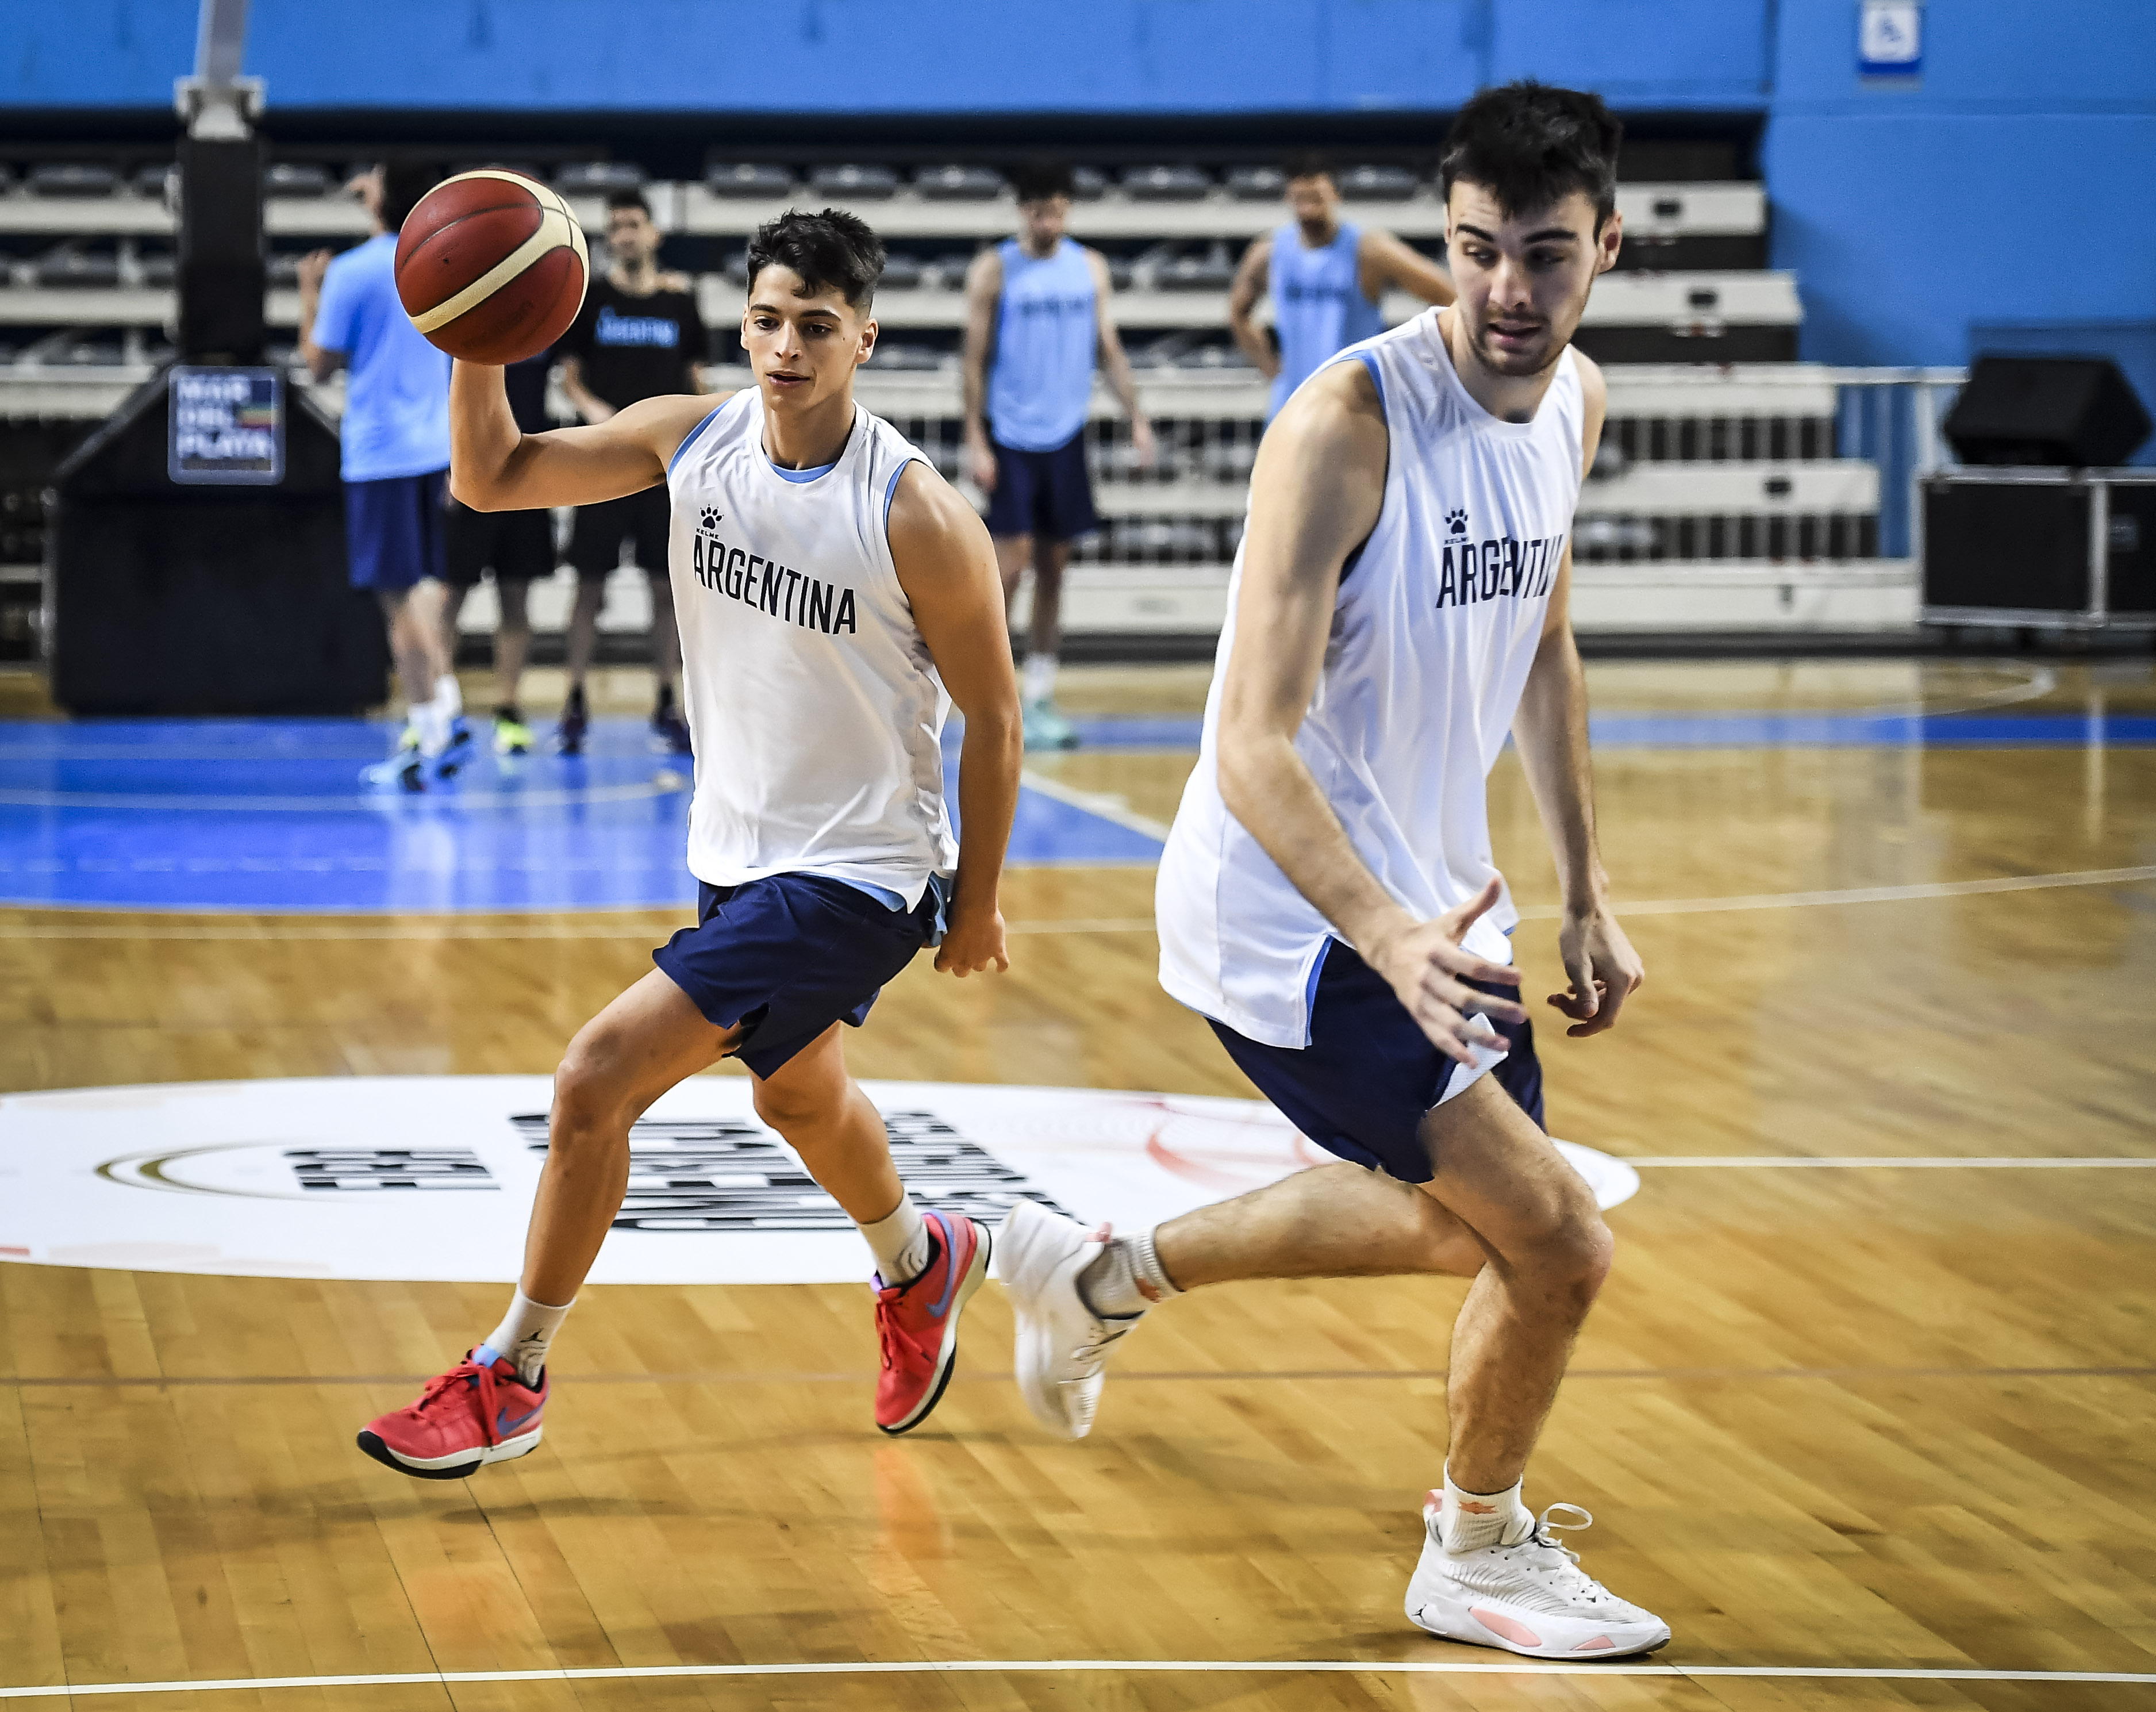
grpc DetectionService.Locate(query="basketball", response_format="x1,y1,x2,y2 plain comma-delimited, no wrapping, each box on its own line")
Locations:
394,169,589,364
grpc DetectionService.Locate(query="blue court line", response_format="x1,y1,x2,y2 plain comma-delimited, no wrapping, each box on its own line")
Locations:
1064,713,2156,750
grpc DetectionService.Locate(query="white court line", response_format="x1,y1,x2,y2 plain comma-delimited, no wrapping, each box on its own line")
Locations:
3,863,2153,940
1018,767,1175,840
3,1658,2153,1699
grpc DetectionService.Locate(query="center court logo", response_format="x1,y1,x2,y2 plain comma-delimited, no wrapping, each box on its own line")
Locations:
0,1077,1638,1284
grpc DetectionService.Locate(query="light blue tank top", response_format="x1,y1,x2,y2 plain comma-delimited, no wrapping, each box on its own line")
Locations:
987,237,1098,452
1267,221,1385,419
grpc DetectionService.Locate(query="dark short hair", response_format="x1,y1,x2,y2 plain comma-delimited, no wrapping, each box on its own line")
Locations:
379,160,444,232
745,208,885,309
606,189,652,217
1281,152,1335,184
1010,160,1075,204
1440,80,1623,230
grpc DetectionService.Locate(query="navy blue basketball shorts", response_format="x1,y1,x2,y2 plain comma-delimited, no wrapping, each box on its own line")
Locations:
1208,939,1545,1185
345,468,449,592
982,427,1100,543
654,873,941,1078
569,486,671,579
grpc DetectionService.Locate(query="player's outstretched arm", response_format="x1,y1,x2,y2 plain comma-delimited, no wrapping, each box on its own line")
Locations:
1217,363,1526,1064
1509,351,1643,1038
1360,227,1456,309
1225,237,1279,378
887,461,1021,978
449,359,724,512
1087,249,1158,469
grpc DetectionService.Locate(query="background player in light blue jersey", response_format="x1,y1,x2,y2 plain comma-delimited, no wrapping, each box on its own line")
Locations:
963,162,1155,750
1229,153,1458,420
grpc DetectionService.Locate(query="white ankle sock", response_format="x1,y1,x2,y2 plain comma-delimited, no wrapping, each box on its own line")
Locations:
1437,1463,1535,1553
412,699,448,757
479,1288,574,1386
434,674,464,719
1077,1226,1182,1318
860,1193,933,1285
1023,651,1057,706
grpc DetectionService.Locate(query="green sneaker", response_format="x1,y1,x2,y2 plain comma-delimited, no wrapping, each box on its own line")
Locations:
1022,698,1079,752
493,712,533,756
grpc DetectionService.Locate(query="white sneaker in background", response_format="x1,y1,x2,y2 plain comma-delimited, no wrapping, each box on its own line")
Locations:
1404,1497,1670,1659
999,1200,1138,1440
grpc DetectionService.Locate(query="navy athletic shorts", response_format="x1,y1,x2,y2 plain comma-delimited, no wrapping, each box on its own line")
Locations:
345,468,448,592
982,427,1100,542
569,485,671,578
1208,939,1544,1185
445,499,555,587
654,872,943,1078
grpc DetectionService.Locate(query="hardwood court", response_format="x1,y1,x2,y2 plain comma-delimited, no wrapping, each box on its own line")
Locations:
3,658,2154,1710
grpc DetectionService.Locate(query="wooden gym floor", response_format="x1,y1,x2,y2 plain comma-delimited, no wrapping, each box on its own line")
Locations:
2,657,2154,1710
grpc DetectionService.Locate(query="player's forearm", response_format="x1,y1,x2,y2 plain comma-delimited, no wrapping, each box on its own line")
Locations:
1100,341,1143,421
1217,725,1416,958
1227,310,1279,378
1512,624,1608,911
950,704,1022,914
448,360,525,509
960,347,990,439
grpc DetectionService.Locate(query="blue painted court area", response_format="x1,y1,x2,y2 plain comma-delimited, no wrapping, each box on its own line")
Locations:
0,718,1159,912
3,708,2149,912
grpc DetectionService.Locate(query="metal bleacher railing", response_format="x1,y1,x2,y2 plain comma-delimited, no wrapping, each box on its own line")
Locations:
0,162,1955,648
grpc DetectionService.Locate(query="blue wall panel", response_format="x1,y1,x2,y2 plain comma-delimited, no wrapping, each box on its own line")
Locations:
1489,0,1770,107
1765,2,2156,393
6,0,1759,113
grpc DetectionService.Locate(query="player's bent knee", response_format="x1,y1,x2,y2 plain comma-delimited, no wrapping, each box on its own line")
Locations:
750,1067,846,1137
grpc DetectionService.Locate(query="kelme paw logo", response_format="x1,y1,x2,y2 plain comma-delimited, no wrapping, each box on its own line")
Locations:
1445,507,1469,536
699,506,724,532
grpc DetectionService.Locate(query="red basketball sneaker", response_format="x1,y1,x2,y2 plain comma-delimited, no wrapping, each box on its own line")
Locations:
357,1350,547,1479
873,1210,991,1435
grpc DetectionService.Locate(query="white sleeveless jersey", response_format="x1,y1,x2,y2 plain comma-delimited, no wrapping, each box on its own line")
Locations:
665,389,956,907
1156,310,1586,1048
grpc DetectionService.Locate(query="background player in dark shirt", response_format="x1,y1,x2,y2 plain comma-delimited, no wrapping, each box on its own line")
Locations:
443,348,555,754
554,189,709,754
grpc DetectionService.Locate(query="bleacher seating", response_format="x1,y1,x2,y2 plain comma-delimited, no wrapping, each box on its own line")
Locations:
0,139,1930,655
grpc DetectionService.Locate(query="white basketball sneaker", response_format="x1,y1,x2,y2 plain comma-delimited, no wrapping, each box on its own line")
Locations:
1404,1495,1670,1659
999,1200,1139,1439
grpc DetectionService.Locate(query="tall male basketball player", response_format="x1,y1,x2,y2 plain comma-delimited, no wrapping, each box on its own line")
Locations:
358,210,1023,1476
1227,153,1457,421
962,162,1155,751
1003,85,1671,1658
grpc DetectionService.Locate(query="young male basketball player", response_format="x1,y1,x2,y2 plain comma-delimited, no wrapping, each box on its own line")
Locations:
1227,153,1456,421
358,209,1023,1475
1003,85,1671,1659
555,189,711,755
962,162,1155,750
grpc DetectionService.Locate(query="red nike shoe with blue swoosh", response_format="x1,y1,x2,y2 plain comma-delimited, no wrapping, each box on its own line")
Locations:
873,1210,991,1435
357,1350,547,1479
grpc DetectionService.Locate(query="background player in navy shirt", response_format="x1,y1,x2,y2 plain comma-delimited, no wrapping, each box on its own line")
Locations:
555,189,709,754
443,347,556,755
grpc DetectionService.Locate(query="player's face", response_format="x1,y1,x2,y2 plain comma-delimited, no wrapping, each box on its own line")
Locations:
1444,182,1621,378
1018,195,1070,249
742,266,875,406
1285,174,1338,236
606,209,659,267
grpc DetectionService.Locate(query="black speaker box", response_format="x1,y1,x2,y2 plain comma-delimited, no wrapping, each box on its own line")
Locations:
48,366,389,714
1943,355,2151,468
